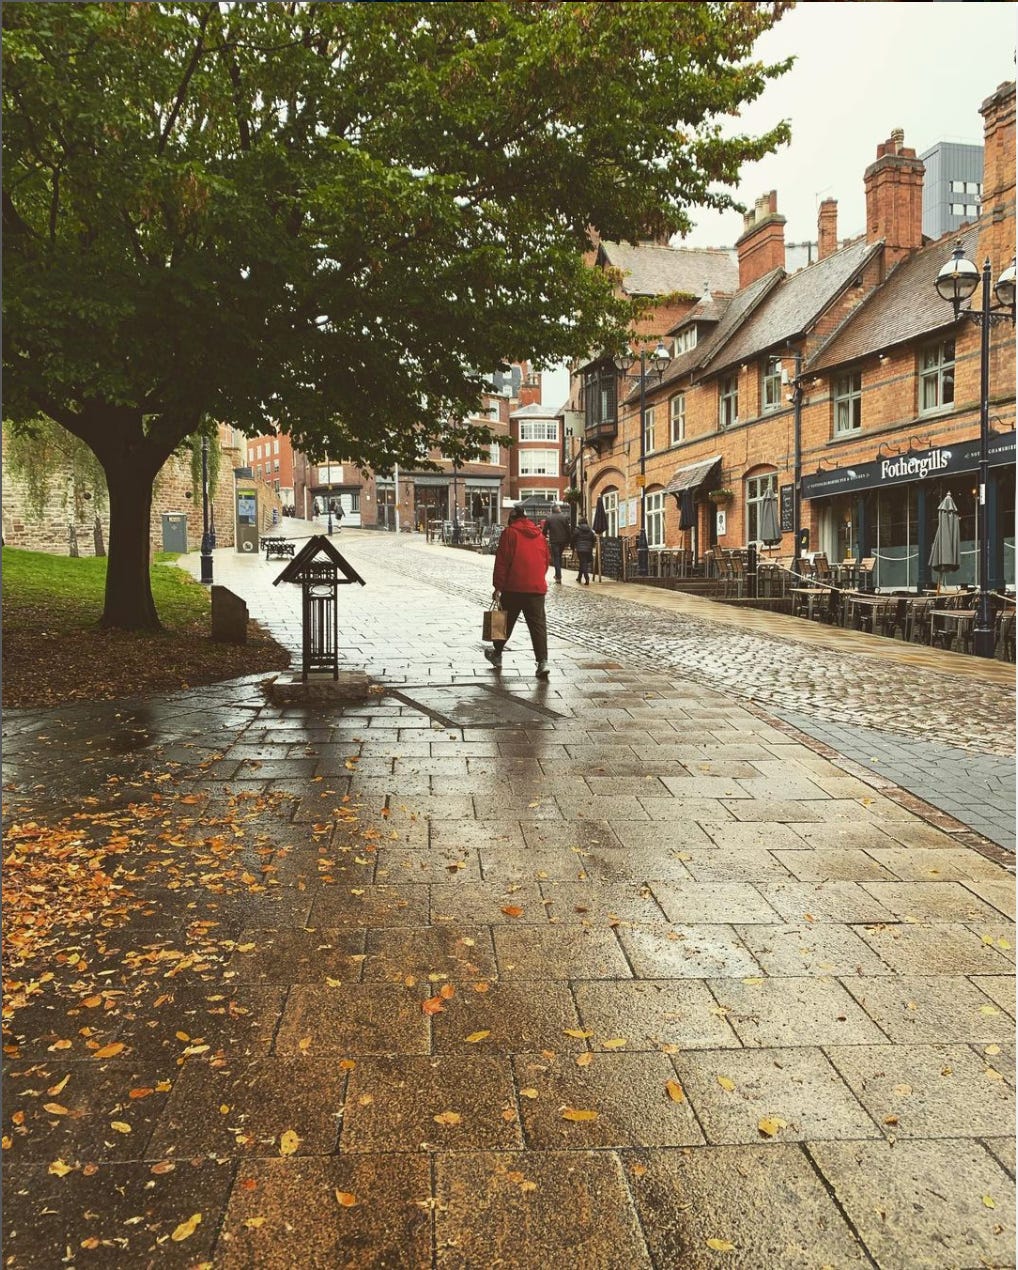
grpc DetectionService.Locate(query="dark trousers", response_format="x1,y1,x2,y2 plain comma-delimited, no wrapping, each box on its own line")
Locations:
493,591,547,661
577,551,593,582
549,543,565,580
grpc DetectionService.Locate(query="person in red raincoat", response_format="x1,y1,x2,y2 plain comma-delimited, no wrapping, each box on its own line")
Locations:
486,504,552,677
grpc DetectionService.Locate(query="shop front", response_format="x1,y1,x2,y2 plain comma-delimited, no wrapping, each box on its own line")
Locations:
801,432,1016,591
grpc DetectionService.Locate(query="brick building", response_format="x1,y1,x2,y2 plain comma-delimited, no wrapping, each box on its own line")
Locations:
574,80,1016,593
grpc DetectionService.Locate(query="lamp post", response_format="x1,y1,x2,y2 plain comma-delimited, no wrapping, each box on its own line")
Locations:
785,347,804,565
613,340,671,575
935,243,1016,658
200,434,214,584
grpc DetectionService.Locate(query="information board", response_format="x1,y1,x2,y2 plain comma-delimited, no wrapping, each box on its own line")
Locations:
599,535,624,580
780,484,794,533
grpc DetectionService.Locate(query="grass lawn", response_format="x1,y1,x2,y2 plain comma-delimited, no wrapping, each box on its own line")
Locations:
2,547,290,709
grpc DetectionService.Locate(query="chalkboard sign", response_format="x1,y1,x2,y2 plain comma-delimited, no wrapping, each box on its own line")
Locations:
779,484,794,533
599,535,624,580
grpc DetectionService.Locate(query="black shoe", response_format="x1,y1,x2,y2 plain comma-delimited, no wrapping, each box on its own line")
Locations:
555,577,562,583
535,660,550,678
484,648,502,668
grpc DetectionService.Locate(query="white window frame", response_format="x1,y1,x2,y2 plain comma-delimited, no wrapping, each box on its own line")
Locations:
745,471,777,544
719,375,738,429
645,490,665,548
834,371,862,434
519,420,558,442
518,449,559,477
603,489,619,537
919,338,955,414
643,405,656,454
669,393,685,445
488,441,501,465
761,358,782,413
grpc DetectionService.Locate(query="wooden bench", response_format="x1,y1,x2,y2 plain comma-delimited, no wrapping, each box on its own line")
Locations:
263,538,295,560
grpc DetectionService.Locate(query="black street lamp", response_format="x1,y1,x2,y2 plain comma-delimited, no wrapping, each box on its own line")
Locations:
613,340,671,575
935,243,1016,657
200,434,214,585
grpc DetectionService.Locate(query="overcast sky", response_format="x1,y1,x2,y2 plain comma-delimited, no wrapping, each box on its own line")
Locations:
542,0,1016,408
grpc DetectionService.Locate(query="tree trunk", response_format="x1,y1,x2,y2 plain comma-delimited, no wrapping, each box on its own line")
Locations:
99,458,161,631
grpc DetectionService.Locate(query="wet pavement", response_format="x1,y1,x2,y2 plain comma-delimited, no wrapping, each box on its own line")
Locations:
2,525,1014,1268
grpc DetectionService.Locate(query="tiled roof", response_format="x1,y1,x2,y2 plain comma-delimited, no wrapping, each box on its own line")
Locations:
667,293,730,333
597,241,738,297
707,238,881,376
808,226,979,373
635,269,782,402
663,455,723,494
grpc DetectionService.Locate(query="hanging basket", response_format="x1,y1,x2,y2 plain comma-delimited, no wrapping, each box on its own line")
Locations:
708,488,734,504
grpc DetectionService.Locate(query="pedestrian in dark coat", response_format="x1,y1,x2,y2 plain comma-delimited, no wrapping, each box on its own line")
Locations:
486,505,552,677
572,516,596,584
542,505,572,583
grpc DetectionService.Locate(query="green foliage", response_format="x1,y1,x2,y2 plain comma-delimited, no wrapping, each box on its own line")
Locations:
2,1,792,626
1,546,207,631
3,417,107,520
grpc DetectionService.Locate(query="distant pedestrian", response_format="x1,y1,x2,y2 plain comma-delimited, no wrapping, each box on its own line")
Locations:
334,502,345,530
542,504,572,583
486,504,552,678
572,515,596,585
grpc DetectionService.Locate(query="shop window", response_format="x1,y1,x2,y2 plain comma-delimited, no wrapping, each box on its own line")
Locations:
718,375,738,429
645,490,665,547
669,393,686,444
745,472,777,543
919,338,955,413
834,371,862,434
761,358,782,413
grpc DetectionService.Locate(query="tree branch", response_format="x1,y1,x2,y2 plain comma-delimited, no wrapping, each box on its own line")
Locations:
155,3,216,157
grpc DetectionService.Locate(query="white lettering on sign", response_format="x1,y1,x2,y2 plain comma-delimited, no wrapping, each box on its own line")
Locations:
880,450,951,482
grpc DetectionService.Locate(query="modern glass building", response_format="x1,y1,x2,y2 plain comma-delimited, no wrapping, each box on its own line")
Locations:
919,140,984,240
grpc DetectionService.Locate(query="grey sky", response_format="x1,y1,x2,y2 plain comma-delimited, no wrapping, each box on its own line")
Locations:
542,0,1016,409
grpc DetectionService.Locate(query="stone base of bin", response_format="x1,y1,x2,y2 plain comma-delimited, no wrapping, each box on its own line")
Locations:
264,671,374,704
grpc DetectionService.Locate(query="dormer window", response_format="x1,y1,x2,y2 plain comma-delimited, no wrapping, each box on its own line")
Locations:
674,326,698,355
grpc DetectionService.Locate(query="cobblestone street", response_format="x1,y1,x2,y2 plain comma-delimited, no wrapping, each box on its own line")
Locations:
2,526,1014,1268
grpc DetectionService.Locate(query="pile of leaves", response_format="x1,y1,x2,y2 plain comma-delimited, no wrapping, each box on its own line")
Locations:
2,548,290,709
2,620,290,710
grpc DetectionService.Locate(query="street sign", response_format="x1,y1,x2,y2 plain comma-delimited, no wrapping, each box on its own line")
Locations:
635,475,646,488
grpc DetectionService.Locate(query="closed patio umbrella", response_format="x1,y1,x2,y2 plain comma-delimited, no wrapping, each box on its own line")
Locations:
591,495,608,535
678,489,696,531
929,492,961,586
758,489,782,546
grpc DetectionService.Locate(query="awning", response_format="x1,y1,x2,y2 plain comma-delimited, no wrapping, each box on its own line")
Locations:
663,455,722,495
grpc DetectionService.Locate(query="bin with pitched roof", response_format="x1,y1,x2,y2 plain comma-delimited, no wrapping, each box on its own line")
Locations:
273,535,366,681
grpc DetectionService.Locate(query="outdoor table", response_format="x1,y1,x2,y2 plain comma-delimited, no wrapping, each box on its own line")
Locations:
843,592,895,633
931,607,975,653
791,587,832,622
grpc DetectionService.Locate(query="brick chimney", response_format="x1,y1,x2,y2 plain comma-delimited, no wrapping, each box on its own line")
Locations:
864,128,924,266
736,191,786,287
977,81,1016,276
517,370,542,407
817,198,838,261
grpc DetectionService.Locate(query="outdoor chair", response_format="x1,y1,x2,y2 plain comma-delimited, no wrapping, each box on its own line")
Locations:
812,553,833,586
857,557,876,591
996,608,1016,661
906,598,935,644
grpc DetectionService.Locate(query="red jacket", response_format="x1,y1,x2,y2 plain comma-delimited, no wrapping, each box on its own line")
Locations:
493,517,551,593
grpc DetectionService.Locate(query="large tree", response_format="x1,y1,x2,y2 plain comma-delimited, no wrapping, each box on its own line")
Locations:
3,1,792,629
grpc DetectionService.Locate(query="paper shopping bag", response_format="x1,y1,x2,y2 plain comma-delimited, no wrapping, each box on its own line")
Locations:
482,604,508,642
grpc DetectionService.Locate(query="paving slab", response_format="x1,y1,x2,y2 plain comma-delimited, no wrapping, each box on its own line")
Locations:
808,1138,1016,1270
708,975,887,1047
617,924,762,979
855,921,1015,975
571,979,742,1050
339,1054,522,1152
647,880,783,924
216,1155,432,1269
624,1144,870,1267
512,1050,705,1148
493,924,632,979
275,983,431,1057
735,922,891,977
429,981,586,1054
827,1042,1016,1139
841,975,1016,1044
434,1150,652,1269
147,1056,348,1158
670,1046,879,1144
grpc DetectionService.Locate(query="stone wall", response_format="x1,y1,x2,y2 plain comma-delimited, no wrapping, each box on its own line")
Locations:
0,433,274,557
